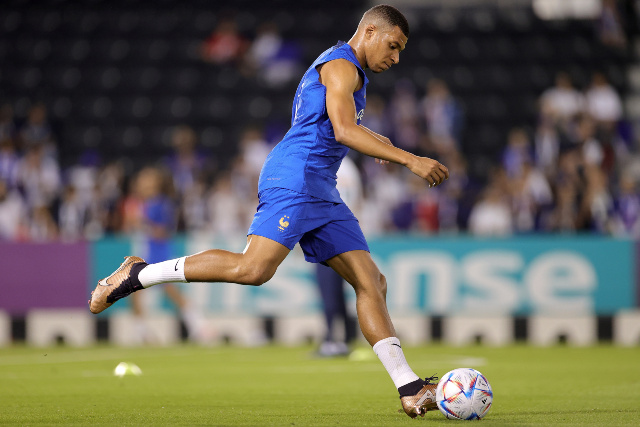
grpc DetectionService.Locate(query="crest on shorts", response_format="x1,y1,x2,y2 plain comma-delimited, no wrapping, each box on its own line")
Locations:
278,215,290,232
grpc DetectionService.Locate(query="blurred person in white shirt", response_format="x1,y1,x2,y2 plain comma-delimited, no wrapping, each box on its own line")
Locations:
540,72,585,123
208,172,245,241
17,143,61,210
468,170,513,236
585,72,623,124
0,179,26,240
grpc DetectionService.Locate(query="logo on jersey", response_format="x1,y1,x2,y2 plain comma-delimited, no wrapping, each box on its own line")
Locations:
278,215,290,232
355,109,364,122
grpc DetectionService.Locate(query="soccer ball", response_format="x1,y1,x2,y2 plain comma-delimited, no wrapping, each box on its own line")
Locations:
435,368,493,420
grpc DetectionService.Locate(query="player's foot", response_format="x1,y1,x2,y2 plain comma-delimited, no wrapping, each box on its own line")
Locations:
89,256,147,314
400,376,439,418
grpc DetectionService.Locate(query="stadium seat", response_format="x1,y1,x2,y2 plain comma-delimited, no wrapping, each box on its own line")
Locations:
0,310,9,346
529,315,597,346
109,312,180,346
614,310,640,347
274,314,325,346
443,315,513,346
1,10,22,34
26,309,96,347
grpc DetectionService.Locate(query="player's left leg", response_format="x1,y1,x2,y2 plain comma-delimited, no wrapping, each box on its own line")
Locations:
326,250,438,418
89,235,290,314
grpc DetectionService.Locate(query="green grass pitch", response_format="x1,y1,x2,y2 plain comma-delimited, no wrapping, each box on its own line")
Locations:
0,344,638,426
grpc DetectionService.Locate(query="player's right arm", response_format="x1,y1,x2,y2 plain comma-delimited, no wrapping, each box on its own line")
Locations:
320,59,449,187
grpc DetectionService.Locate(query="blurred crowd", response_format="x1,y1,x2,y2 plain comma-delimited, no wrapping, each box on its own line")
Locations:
1,66,639,242
2,5,638,243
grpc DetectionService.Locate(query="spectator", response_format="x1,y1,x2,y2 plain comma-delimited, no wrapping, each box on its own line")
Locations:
412,174,439,233
245,21,302,88
547,179,579,232
579,166,612,233
511,161,553,232
207,172,245,239
200,16,249,66
238,126,270,184
502,127,533,178
165,125,208,198
367,165,409,231
437,150,468,233
585,72,623,125
96,161,125,234
0,179,27,240
539,72,585,123
534,121,559,177
66,150,100,215
16,143,61,212
610,173,640,237
0,137,20,188
420,78,463,155
574,115,604,168
182,175,210,234
18,102,57,159
117,174,144,235
58,185,86,242
468,185,513,236
468,169,513,236
28,205,58,241
598,0,627,48
388,79,420,151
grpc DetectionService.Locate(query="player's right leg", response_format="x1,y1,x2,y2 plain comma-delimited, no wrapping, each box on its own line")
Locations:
89,235,290,314
326,250,438,418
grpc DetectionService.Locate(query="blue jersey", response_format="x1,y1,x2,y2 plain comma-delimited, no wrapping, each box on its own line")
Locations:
258,41,368,203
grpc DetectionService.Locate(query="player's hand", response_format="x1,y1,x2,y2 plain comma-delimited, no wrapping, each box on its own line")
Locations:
407,155,449,187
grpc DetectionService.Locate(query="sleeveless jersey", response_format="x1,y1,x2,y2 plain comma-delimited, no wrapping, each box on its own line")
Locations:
257,41,368,203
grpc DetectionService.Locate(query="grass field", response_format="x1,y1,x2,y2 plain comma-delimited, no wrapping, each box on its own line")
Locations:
0,344,639,426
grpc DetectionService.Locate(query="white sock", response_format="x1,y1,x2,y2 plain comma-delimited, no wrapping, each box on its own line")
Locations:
138,257,187,288
373,337,420,389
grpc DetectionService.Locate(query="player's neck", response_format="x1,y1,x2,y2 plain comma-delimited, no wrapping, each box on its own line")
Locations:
346,35,367,70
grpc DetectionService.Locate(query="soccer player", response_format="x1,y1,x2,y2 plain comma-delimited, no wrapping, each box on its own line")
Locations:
90,4,448,418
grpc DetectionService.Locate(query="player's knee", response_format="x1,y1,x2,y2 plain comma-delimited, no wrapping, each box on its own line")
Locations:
239,264,275,286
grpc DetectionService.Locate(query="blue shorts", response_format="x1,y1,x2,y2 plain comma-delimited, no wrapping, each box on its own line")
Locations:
247,188,369,265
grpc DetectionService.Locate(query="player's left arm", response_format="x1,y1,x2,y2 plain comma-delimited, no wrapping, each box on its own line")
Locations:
321,59,448,186
360,125,392,165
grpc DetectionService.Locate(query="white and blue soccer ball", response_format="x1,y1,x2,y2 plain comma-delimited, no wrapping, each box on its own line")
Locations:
435,368,493,420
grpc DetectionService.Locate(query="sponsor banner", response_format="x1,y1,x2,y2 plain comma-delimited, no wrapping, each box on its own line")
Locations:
2,235,633,316
90,234,636,317
369,235,635,316
0,242,90,315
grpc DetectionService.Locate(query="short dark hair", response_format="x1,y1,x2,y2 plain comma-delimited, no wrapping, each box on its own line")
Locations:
365,4,410,38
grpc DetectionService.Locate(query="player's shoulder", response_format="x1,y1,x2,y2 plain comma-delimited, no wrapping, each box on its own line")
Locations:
318,59,361,89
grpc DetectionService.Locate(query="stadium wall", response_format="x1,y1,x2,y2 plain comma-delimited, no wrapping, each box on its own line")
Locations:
0,236,638,346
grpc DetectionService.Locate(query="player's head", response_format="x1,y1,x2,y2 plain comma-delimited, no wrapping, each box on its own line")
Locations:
357,4,409,73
